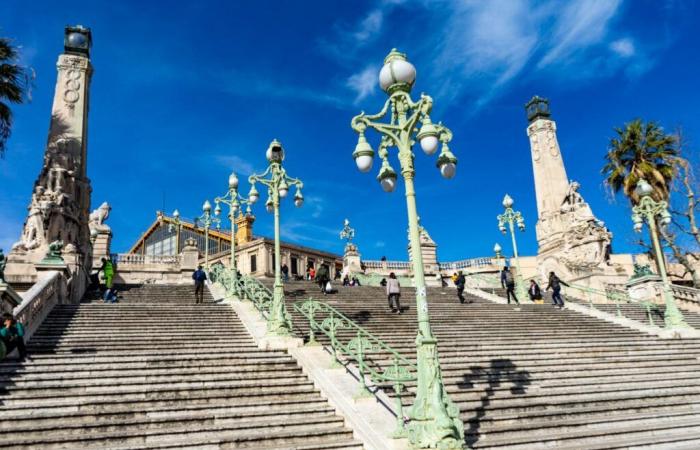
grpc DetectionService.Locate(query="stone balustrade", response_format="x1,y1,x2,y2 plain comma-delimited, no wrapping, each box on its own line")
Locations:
654,283,700,312
439,257,495,271
109,252,194,285
111,253,182,266
14,270,68,341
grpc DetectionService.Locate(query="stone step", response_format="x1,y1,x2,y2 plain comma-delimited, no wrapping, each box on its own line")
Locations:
0,391,327,417
0,361,300,382
471,412,700,449
0,376,318,400
0,418,354,450
0,358,297,375
0,398,335,428
3,370,310,390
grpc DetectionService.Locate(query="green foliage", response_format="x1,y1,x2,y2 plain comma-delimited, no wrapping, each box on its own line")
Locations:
0,37,33,157
602,119,679,205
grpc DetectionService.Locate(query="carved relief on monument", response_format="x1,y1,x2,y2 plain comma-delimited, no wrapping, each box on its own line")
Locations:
541,181,613,273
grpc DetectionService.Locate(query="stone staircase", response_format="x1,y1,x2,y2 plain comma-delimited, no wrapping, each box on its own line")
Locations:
0,283,362,450
279,280,700,449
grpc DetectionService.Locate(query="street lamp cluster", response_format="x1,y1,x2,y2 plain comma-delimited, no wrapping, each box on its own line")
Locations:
213,172,253,296
351,48,465,449
247,140,304,336
631,179,689,330
193,200,221,268
497,194,527,302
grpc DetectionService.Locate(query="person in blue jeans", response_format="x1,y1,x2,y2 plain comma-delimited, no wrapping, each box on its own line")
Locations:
546,271,569,308
103,287,118,303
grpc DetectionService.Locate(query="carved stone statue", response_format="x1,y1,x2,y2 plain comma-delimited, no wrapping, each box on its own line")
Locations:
40,240,65,265
89,202,111,227
561,181,584,209
631,263,654,279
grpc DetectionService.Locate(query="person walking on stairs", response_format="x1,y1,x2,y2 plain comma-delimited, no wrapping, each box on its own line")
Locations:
386,272,402,314
281,264,289,282
500,266,520,305
316,265,330,295
454,271,471,304
546,271,569,308
192,265,207,304
1,313,27,361
98,257,114,291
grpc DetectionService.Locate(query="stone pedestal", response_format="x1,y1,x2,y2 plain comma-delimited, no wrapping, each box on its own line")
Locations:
343,243,362,274
180,238,199,279
91,229,111,266
626,275,662,303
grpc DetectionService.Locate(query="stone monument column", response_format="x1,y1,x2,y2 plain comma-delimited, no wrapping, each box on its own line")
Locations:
525,96,622,287
526,96,570,232
6,25,94,288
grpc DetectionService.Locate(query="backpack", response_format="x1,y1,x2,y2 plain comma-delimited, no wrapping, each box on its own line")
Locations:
504,271,514,284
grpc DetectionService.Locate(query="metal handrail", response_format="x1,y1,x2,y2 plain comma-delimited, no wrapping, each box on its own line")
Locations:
239,275,272,319
293,298,416,438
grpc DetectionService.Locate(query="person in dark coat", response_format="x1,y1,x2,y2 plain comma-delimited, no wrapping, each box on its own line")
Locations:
192,265,207,304
454,271,470,304
1,313,27,360
500,266,520,305
316,265,330,294
546,271,569,308
528,280,542,302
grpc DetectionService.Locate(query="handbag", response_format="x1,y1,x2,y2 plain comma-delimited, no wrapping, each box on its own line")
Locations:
325,281,333,293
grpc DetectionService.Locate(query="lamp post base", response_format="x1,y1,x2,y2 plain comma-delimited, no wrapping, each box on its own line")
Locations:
664,293,690,330
266,283,292,337
408,336,465,449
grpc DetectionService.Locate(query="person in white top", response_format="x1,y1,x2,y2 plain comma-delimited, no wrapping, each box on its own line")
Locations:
386,272,402,314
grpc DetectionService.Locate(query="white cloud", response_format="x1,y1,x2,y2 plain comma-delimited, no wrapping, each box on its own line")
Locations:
215,155,254,176
610,38,636,57
346,65,378,102
305,195,325,219
539,0,623,67
353,10,384,44
433,0,541,104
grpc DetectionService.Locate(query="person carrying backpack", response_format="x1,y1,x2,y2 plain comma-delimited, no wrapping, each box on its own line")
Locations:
546,271,569,308
455,271,470,304
500,266,519,305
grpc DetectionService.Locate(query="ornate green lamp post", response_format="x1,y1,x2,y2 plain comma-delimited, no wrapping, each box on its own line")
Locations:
215,172,253,295
497,194,527,302
248,139,304,336
168,209,182,254
631,179,689,329
350,49,464,449
194,200,220,269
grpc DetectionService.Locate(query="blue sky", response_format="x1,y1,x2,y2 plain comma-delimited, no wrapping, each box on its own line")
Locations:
2,0,699,261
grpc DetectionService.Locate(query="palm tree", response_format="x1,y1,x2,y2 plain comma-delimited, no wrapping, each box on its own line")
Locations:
602,119,679,205
0,37,33,157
